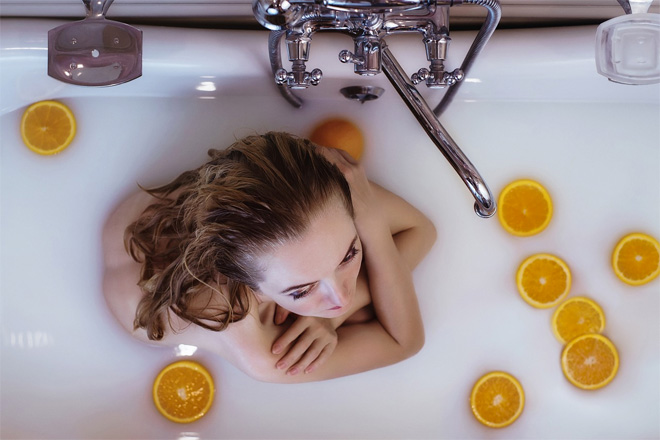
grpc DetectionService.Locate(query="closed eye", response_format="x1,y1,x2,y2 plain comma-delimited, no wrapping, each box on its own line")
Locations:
341,244,360,264
291,285,313,301
282,235,360,301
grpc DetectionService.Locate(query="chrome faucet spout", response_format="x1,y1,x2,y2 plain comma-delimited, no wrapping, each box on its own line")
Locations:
381,46,495,218
253,0,500,217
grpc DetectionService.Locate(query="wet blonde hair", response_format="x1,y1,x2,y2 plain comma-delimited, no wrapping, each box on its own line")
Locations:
125,132,353,341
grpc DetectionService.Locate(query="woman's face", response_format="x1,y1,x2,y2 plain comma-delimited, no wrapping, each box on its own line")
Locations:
256,198,361,318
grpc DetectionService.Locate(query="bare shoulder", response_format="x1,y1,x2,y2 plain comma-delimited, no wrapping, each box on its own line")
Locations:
99,191,300,380
101,190,158,342
99,190,264,358
100,190,223,347
102,190,154,269
370,182,428,224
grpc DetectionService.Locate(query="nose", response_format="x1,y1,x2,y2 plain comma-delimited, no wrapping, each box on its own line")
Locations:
323,277,352,308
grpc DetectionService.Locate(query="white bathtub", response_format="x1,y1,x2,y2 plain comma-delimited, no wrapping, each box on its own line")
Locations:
1,18,658,439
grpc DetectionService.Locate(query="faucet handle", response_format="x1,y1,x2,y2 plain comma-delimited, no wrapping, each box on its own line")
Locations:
275,66,323,88
339,36,383,75
264,0,292,15
308,68,323,85
412,66,463,87
339,49,365,66
411,68,429,85
443,68,464,86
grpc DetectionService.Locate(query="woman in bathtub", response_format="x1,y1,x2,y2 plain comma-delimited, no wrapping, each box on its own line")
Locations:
102,132,436,383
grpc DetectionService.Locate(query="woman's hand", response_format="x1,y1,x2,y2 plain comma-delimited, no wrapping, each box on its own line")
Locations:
316,147,380,232
271,306,338,375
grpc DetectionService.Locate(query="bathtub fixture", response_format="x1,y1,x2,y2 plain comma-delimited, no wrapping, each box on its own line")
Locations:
340,85,385,103
253,0,500,218
2,20,659,439
596,0,660,85
48,0,142,86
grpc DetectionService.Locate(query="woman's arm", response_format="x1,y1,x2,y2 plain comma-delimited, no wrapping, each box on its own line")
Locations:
336,148,426,355
375,182,438,271
267,163,436,377
232,148,436,383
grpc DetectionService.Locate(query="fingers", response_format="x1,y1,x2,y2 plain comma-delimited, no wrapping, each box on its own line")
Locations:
319,146,370,211
272,315,338,376
299,344,333,374
273,323,337,375
334,147,359,165
271,317,306,355
318,148,365,192
316,145,358,170
274,327,315,372
277,339,334,376
315,145,340,167
279,338,335,376
321,145,357,164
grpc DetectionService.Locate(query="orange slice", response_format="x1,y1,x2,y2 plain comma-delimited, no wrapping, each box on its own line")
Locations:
309,117,364,160
612,232,660,286
153,360,215,424
552,297,606,344
561,334,619,390
516,253,571,308
470,371,525,428
497,179,553,236
20,100,76,155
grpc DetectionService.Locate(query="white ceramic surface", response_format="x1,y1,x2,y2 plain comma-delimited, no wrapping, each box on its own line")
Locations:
1,19,658,439
2,1,659,25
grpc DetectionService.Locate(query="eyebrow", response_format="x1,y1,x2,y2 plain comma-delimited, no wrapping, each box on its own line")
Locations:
280,235,358,294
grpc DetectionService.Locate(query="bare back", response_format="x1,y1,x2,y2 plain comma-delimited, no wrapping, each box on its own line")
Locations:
101,191,286,366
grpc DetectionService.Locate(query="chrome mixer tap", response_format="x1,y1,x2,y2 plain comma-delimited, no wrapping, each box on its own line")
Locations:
254,0,500,218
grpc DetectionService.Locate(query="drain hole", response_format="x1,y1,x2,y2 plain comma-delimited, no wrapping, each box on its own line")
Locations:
340,86,384,103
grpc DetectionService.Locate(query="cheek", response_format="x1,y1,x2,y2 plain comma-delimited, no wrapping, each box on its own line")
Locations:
262,291,320,316
346,258,362,286
286,298,321,316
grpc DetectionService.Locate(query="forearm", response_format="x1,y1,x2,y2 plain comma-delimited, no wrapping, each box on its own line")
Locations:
358,215,424,352
331,190,434,330
392,217,436,271
372,183,437,271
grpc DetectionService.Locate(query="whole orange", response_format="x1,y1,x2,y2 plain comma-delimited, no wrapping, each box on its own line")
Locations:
309,117,364,160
